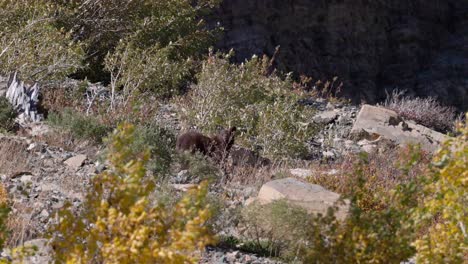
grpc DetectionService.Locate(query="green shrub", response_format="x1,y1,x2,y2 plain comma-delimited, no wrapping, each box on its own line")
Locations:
130,124,176,177
47,109,112,143
240,200,310,260
0,1,84,81
0,97,16,132
51,123,214,263
240,183,419,263
179,53,318,159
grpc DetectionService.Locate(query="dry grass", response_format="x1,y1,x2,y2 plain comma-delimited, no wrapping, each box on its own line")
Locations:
5,204,36,247
309,145,431,211
227,159,292,187
383,90,457,133
34,130,100,158
0,137,32,175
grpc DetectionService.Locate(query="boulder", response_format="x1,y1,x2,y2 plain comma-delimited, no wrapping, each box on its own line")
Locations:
64,154,87,169
350,105,448,152
313,110,339,124
256,178,349,220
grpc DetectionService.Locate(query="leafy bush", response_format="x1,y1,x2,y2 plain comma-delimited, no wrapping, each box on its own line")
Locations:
179,53,318,159
51,123,214,263
0,1,84,81
47,109,112,143
413,114,468,263
0,97,16,132
383,90,457,133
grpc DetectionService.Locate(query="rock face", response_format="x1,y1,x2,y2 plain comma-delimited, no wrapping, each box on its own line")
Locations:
350,104,448,152
256,178,349,220
5,73,43,124
214,0,468,110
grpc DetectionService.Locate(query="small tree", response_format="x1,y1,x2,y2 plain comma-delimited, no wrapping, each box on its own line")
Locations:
69,0,221,97
0,0,84,81
51,123,214,263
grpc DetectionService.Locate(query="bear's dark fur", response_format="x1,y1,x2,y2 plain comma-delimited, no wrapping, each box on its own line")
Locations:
176,127,237,162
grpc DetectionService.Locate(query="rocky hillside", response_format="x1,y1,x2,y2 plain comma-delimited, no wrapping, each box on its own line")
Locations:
214,0,468,110
0,99,455,263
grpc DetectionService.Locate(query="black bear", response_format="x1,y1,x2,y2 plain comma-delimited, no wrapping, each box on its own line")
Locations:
176,127,237,162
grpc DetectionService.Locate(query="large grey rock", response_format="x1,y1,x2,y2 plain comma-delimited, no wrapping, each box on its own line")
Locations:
256,178,349,220
350,105,448,152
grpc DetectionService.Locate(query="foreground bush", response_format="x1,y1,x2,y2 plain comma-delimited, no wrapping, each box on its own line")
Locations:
51,123,214,263
179,53,318,159
0,184,10,250
413,114,468,263
0,97,16,133
238,145,432,263
241,170,419,263
383,90,457,133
